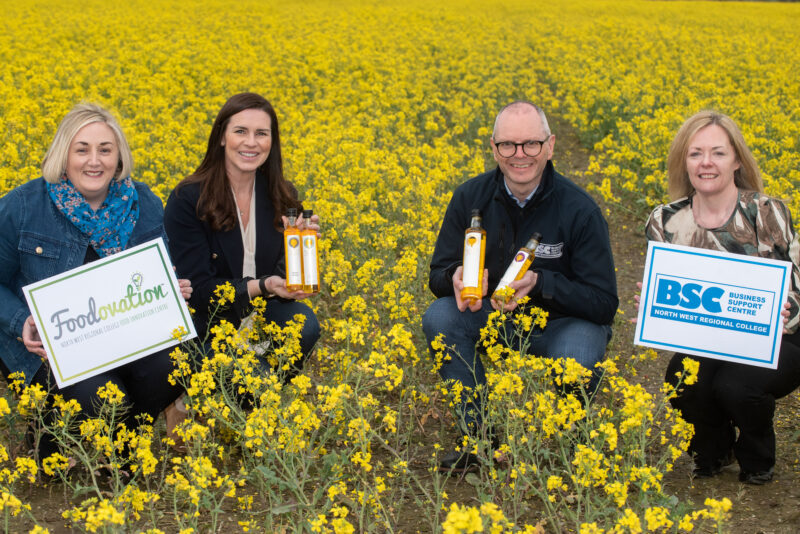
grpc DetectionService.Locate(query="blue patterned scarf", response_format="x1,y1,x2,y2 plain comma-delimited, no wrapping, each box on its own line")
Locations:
47,175,139,257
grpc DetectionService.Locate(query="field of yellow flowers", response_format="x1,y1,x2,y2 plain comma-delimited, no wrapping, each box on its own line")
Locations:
1,0,799,532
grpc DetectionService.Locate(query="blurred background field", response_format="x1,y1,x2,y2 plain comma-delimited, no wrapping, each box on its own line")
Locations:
1,0,800,531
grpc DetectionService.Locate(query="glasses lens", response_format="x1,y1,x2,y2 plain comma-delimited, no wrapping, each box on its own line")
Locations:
497,142,516,157
522,141,543,157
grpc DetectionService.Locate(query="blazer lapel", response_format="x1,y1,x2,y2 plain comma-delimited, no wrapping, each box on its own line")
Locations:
254,173,275,276
217,224,244,278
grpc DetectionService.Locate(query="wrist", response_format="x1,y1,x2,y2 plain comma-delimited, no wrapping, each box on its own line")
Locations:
258,276,271,297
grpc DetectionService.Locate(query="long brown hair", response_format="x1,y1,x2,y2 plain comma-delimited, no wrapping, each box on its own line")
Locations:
178,93,301,231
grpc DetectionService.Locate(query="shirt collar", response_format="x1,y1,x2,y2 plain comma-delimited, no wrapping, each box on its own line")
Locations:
503,180,537,208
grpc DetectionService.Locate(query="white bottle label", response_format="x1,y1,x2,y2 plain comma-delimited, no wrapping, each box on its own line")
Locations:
302,235,318,284
462,231,483,288
495,250,530,292
286,235,303,285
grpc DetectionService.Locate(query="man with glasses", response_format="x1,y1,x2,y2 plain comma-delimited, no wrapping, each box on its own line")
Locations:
423,100,618,474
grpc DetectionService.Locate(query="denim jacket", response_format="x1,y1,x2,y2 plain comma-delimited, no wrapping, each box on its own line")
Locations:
0,177,167,383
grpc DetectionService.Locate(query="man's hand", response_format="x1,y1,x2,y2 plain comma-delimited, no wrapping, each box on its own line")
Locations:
490,270,538,312
453,266,488,312
782,300,792,334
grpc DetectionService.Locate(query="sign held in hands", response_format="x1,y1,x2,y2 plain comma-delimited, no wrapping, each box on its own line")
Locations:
635,241,791,369
23,238,196,387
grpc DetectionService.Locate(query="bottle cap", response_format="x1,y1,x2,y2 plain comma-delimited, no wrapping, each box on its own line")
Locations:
470,208,481,217
531,232,542,242
287,208,297,217
303,209,313,218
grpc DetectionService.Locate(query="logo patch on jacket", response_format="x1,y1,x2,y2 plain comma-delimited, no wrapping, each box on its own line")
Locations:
535,242,564,259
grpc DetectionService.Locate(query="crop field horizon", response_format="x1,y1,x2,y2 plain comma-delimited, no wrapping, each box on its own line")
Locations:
1,0,799,532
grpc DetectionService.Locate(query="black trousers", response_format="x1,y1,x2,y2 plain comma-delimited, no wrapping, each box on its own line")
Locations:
28,348,182,459
666,330,800,473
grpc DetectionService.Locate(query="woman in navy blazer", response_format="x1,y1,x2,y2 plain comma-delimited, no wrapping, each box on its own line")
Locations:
164,93,320,377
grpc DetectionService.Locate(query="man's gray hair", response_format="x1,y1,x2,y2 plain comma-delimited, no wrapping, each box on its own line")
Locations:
492,100,551,138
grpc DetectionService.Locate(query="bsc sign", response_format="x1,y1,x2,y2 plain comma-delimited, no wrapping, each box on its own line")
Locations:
635,242,791,369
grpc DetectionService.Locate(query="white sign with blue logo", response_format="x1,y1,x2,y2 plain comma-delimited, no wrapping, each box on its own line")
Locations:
634,241,791,369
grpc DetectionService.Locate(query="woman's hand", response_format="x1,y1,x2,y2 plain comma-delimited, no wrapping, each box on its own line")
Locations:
282,213,321,238
22,316,47,359
263,275,314,300
172,267,193,301
178,278,193,301
783,300,791,334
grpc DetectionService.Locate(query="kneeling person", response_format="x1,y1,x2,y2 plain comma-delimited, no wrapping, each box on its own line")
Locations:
422,101,618,473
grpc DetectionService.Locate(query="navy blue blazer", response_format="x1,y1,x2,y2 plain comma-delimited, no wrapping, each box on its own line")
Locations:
164,172,286,335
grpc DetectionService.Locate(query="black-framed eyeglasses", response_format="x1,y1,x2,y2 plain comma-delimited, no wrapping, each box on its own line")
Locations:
493,138,550,158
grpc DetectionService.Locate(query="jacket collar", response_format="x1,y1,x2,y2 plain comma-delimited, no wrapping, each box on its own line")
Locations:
493,160,555,209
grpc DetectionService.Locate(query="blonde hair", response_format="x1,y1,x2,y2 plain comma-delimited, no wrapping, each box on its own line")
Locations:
41,103,133,183
667,110,762,200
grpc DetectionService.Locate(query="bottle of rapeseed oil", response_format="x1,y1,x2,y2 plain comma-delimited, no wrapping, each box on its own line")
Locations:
491,232,543,304
301,208,320,294
284,208,303,292
461,209,486,305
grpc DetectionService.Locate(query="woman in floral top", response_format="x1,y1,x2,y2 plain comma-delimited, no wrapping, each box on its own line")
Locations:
645,111,800,485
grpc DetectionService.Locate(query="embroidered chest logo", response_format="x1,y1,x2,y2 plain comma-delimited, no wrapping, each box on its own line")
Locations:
534,242,564,259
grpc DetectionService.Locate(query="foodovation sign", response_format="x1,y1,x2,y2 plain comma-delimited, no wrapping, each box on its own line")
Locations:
23,238,197,387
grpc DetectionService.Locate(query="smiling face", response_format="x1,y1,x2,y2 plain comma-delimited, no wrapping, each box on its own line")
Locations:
222,108,272,181
65,121,120,210
685,124,740,199
491,105,554,200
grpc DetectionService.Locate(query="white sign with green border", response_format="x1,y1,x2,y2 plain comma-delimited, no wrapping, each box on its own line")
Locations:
23,238,197,388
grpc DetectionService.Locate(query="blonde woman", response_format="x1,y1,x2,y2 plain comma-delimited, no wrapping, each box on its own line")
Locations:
645,111,800,484
0,103,191,461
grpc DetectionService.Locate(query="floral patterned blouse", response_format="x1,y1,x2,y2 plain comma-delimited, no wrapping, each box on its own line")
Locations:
646,190,800,334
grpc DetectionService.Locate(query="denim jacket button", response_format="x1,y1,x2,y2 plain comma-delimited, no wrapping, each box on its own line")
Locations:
35,246,43,254
16,337,23,343
211,253,218,259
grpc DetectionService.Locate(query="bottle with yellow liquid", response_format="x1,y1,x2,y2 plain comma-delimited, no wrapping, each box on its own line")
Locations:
284,208,303,292
301,209,320,294
491,232,543,304
460,209,486,304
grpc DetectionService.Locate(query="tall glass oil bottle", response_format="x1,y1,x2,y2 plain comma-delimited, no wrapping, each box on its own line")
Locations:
301,209,320,294
460,209,486,304
491,232,543,303
284,208,303,292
